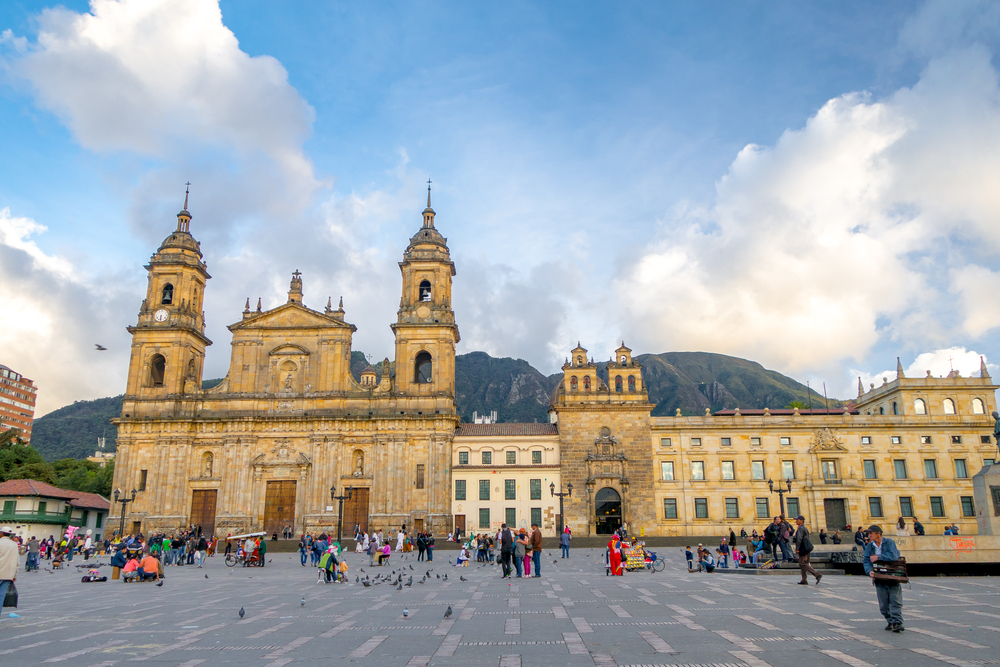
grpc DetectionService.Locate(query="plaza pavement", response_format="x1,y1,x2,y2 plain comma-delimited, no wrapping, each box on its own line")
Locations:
1,546,998,666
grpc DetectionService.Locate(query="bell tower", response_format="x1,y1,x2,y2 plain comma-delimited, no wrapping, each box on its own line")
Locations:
391,182,459,400
124,185,212,403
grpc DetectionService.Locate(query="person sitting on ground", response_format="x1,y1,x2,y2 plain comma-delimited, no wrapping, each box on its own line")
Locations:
122,555,141,581
457,546,470,566
698,550,716,573
138,553,161,581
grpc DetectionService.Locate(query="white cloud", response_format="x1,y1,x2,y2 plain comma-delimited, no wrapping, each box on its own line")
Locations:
0,210,137,415
853,347,995,396
615,46,1000,380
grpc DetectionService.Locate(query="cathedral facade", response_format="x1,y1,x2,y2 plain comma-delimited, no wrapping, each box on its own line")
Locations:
112,193,459,538
112,193,998,539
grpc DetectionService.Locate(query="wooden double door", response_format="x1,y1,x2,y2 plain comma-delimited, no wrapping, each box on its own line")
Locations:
190,490,218,538
263,481,297,537
342,487,370,535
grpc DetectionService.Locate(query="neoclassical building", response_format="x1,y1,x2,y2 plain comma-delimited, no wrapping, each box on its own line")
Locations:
112,192,999,539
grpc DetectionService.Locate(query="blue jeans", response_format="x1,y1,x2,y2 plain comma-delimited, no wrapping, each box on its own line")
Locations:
561,545,569,558
532,550,540,576
513,556,523,577
300,549,307,566
0,580,11,611
67,549,73,561
427,547,433,561
26,553,39,571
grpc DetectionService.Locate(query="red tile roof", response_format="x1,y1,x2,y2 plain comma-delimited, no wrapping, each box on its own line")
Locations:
0,479,109,510
455,423,558,437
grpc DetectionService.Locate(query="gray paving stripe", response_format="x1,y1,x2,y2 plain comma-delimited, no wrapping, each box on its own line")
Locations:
349,635,388,657
43,640,127,663
175,612,219,625
736,615,780,631
5,625,68,641
553,606,569,619
263,636,314,659
433,618,456,636
967,610,1000,620
821,649,878,667
246,621,292,639
499,654,522,667
730,650,776,667
434,634,462,657
592,654,617,667
572,617,594,633
174,661,207,667
0,640,52,656
908,627,989,648
673,615,707,631
689,595,717,605
911,649,981,667
505,618,521,635
609,604,632,618
639,630,677,653
714,630,762,652
405,657,432,667
319,620,355,637
564,631,589,655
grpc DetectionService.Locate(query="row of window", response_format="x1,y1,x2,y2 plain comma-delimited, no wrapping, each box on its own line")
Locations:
661,495,976,520
0,369,24,381
456,479,543,501
660,434,991,448
0,385,34,401
0,395,33,410
660,457,991,482
476,507,543,530
458,450,544,466
569,375,638,392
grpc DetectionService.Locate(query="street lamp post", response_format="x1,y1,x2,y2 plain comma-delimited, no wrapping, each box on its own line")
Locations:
550,481,573,534
331,486,353,547
767,478,793,516
113,488,137,539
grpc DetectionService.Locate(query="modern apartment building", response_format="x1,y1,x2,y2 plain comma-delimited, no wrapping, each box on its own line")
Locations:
0,364,37,443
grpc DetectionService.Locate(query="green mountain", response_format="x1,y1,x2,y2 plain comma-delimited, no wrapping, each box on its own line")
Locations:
31,351,832,460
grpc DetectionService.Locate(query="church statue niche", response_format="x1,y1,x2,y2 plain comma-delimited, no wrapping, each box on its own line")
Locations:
202,451,213,478
353,450,365,477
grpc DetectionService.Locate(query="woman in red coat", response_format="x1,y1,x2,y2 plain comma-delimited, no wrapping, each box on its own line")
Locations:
608,535,623,576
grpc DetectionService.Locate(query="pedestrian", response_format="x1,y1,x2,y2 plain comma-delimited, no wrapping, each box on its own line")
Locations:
560,526,571,558
608,533,623,576
778,515,795,561
529,523,542,577
426,533,435,561
792,515,822,585
396,529,405,552
499,523,514,579
818,528,828,545
912,518,925,536
854,527,865,547
718,538,730,568
831,531,842,545
367,536,377,566
298,535,308,566
513,529,526,577
863,525,904,632
258,536,267,566
764,517,780,560
25,536,39,572
728,527,736,551
196,534,208,567
684,546,693,571
0,526,18,615
895,518,909,536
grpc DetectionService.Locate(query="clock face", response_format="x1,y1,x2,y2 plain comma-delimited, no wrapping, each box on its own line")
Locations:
153,309,169,322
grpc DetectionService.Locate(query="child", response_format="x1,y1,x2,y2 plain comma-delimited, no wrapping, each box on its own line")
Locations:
684,546,693,571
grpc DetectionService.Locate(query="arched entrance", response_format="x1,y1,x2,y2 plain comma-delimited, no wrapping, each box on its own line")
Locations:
595,487,622,535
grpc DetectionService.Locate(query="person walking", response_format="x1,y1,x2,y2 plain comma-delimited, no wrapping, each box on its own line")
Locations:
560,527,571,558
426,533,435,562
608,533,623,576
863,525,904,632
298,535,308,566
416,533,426,562
25,536,39,572
513,529,526,577
499,524,514,579
196,534,208,567
792,515,822,585
0,526,18,616
728,528,736,552
912,518,925,536
529,523,542,577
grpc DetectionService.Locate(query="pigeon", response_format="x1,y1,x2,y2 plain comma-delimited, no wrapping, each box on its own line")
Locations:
444,605,453,618
362,581,371,588
397,583,402,590
239,607,245,618
95,344,107,351
356,576,359,583
443,574,448,581
460,576,467,582
402,607,409,618
205,574,209,578
301,597,305,606
436,574,440,579
553,560,558,564
409,565,414,570
156,580,164,587
360,568,365,572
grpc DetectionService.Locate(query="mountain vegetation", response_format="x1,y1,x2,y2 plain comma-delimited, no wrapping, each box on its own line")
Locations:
1,428,115,496
30,350,835,460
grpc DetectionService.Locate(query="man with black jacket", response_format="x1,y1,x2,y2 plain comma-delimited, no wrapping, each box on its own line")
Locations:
792,515,822,585
499,523,514,579
764,518,781,560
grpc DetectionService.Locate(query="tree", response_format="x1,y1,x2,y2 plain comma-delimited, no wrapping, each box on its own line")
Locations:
785,400,809,409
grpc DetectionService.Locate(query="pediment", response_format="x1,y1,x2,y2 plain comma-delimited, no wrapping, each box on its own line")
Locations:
229,303,353,331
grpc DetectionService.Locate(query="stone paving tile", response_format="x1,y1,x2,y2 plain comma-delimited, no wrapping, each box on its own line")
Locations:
2,547,1000,665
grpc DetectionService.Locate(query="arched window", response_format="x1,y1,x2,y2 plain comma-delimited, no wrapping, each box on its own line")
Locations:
161,283,173,305
943,398,956,414
627,376,636,392
973,398,986,415
615,376,623,392
583,376,591,392
892,401,898,415
415,351,433,384
570,377,578,392
419,280,432,302
914,398,927,415
621,355,627,364
150,354,166,387
576,355,582,365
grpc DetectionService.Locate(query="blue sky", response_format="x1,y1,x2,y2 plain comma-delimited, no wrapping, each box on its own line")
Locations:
1,1,998,415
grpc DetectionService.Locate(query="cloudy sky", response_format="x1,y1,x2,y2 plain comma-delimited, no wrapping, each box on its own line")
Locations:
2,0,999,416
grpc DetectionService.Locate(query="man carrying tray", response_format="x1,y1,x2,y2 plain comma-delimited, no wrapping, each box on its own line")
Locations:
863,524,904,633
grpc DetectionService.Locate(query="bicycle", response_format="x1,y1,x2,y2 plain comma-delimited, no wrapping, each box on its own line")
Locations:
645,557,665,573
